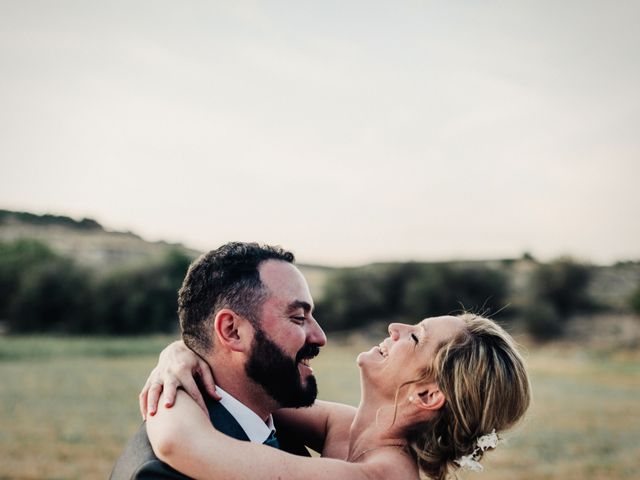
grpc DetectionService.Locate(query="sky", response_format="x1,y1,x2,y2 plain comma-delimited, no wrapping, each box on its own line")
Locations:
1,0,638,266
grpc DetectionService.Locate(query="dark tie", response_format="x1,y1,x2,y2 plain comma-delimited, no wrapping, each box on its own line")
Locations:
263,430,280,449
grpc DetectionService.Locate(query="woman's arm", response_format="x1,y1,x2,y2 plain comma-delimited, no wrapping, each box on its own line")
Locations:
274,401,356,458
147,390,372,480
140,340,355,457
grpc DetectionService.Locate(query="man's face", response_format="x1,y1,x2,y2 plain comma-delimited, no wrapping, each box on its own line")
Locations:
245,326,320,407
244,260,326,407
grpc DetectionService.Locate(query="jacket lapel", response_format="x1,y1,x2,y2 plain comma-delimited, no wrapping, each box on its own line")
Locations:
206,397,251,442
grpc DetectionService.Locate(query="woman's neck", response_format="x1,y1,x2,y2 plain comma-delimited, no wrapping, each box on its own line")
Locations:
346,393,408,462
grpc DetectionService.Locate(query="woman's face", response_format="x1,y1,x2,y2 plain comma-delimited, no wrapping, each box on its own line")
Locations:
358,315,465,395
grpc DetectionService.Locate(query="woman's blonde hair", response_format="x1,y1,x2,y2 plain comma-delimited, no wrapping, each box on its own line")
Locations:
409,314,530,480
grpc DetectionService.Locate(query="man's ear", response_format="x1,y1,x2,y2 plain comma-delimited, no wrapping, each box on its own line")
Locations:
213,309,253,353
410,382,446,412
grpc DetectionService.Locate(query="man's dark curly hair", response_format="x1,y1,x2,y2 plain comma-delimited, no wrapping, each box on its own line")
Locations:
178,242,295,356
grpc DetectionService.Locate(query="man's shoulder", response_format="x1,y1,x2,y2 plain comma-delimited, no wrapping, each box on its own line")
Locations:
110,393,246,480
110,422,191,480
110,393,311,479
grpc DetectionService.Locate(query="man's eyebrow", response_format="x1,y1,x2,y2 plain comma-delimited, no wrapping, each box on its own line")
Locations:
287,300,312,313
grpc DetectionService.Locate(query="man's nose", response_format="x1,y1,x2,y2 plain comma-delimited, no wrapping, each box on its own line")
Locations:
307,316,327,347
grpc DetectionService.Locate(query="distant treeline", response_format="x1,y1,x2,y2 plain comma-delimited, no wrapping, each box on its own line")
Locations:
314,258,615,340
315,262,510,330
0,209,103,231
1,238,638,340
0,239,191,334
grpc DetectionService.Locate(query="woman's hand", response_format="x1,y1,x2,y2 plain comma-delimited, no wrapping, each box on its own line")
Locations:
139,340,220,419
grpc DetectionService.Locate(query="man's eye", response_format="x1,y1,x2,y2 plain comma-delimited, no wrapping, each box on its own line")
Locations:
411,333,419,344
291,316,305,323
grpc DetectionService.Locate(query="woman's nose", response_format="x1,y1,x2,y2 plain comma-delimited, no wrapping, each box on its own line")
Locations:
388,323,406,341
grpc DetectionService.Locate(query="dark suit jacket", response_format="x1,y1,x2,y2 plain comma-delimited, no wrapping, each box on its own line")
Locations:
110,393,310,479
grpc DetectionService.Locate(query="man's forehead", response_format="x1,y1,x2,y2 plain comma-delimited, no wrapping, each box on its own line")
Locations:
258,260,312,301
259,259,302,282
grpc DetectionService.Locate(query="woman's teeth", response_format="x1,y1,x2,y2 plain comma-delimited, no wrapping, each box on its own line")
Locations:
378,344,389,358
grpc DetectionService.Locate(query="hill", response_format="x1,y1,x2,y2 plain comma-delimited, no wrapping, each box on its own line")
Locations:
1,208,639,314
0,208,333,298
0,209,199,269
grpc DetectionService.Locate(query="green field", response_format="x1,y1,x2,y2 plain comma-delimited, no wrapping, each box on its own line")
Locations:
1,335,639,480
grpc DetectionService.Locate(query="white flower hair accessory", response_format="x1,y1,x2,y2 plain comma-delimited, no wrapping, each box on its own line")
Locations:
454,429,500,472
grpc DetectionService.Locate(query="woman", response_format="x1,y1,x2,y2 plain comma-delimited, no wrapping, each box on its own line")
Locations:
144,314,530,480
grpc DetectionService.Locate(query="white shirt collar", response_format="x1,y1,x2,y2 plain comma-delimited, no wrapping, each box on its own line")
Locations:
215,386,275,444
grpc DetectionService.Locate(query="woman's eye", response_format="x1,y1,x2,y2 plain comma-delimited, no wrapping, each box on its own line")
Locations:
411,333,419,344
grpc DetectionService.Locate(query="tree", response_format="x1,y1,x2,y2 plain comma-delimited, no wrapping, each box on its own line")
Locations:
315,267,387,331
93,250,192,334
630,284,640,316
524,258,595,340
402,265,509,319
0,239,56,318
530,259,593,317
0,239,193,334
521,302,562,341
8,258,92,332
0,239,93,332
315,263,509,331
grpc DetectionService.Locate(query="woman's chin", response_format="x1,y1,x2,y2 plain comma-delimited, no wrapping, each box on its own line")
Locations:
357,346,382,368
356,351,368,367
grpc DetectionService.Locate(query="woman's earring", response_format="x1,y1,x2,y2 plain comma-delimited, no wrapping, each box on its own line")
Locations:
408,395,415,403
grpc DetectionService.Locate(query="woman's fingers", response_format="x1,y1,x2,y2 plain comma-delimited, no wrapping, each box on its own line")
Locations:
146,380,165,417
181,376,208,413
197,360,220,401
138,341,220,419
162,380,179,408
139,379,150,419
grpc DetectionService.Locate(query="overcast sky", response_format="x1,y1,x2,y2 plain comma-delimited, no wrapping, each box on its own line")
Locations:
1,1,638,265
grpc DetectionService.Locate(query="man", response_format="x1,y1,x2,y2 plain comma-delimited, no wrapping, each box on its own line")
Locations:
110,242,327,479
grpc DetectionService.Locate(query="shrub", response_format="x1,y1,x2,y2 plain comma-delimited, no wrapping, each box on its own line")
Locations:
0,239,57,319
7,258,92,333
93,249,191,334
520,258,595,340
0,239,93,333
521,302,563,341
530,259,594,317
630,285,640,315
315,268,387,331
402,265,509,319
0,239,192,335
315,263,509,331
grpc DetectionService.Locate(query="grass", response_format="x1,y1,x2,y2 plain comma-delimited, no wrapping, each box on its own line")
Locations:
1,335,639,479
0,335,177,360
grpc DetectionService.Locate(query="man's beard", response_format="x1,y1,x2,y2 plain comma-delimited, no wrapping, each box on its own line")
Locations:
245,327,319,408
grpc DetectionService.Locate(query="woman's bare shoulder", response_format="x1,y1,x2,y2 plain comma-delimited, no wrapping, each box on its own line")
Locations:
364,449,420,480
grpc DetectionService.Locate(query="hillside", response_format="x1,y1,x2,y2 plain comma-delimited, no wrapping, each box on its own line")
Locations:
0,209,200,269
0,208,334,298
2,208,639,308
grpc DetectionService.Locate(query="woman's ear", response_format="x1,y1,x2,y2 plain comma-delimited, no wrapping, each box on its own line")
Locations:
213,309,252,353
410,382,446,412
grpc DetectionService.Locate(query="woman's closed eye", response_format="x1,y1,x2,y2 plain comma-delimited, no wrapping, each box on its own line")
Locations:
411,333,419,344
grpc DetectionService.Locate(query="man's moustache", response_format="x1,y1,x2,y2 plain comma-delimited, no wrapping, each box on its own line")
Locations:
296,344,320,362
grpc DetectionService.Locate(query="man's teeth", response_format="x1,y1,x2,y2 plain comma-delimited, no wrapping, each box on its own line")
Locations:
298,358,314,373
378,344,389,358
